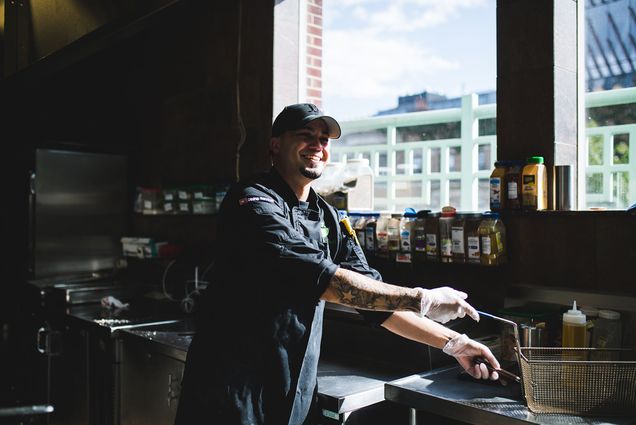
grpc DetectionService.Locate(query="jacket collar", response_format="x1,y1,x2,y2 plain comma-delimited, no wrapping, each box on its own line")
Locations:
268,167,319,210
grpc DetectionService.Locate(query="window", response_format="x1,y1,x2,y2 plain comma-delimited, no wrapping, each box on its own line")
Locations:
582,0,636,210
323,0,497,212
317,0,636,212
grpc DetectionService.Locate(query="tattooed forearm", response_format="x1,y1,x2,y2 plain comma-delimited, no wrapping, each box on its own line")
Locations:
322,268,422,313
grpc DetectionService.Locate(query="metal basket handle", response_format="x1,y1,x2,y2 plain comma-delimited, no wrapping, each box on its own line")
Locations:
476,310,524,396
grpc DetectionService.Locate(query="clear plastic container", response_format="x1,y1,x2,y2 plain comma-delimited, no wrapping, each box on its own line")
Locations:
135,187,163,214
579,305,599,347
591,309,622,360
312,162,345,196
343,158,374,211
439,206,456,263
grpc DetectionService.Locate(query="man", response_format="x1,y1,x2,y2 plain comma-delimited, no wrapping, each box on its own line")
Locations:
175,103,500,425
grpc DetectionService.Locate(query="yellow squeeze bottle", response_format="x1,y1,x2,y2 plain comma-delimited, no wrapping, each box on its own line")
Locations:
562,301,587,360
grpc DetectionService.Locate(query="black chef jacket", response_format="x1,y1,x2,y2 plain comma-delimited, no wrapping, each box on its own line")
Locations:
174,169,390,425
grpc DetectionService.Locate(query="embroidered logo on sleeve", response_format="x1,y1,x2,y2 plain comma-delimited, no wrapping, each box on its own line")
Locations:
238,196,275,206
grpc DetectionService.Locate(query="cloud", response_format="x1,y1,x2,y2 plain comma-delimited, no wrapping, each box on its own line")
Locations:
327,0,488,33
323,29,458,100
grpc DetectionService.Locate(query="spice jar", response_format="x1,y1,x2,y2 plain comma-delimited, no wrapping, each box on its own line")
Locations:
375,213,390,258
504,160,524,210
387,213,402,258
490,161,509,211
350,213,367,251
464,213,483,264
425,212,440,262
413,210,429,263
478,212,506,265
451,213,466,263
439,206,456,263
364,213,379,253
397,209,417,264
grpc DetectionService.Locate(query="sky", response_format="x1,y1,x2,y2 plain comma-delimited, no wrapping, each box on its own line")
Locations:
322,0,497,120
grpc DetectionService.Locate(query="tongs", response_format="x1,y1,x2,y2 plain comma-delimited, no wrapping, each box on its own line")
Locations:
475,310,522,384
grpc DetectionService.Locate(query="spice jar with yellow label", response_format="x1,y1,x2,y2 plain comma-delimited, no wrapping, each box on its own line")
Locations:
522,156,548,211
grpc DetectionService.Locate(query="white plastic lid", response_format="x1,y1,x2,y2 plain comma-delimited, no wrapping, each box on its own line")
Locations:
599,309,620,320
562,300,586,325
579,305,599,318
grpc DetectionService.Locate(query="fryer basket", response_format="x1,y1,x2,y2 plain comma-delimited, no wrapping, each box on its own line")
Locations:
518,347,636,416
477,310,636,416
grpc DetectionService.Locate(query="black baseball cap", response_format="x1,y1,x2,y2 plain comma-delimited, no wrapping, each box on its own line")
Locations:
272,103,341,139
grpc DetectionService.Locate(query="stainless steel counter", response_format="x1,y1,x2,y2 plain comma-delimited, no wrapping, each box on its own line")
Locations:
317,359,406,422
385,365,636,425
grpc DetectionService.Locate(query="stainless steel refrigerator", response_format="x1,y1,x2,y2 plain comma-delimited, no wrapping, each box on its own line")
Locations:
29,148,128,279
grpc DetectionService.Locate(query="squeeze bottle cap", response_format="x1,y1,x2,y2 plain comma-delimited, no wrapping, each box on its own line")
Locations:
563,300,587,325
527,156,544,164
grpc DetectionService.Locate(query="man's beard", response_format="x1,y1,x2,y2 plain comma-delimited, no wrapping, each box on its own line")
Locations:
300,166,323,180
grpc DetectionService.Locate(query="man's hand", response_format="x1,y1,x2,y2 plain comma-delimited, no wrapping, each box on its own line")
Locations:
443,334,500,380
416,287,479,323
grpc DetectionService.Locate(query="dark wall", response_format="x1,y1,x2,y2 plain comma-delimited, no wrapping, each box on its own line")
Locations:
502,211,636,295
0,1,274,277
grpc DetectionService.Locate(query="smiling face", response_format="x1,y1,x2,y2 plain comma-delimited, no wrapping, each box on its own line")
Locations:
271,119,331,197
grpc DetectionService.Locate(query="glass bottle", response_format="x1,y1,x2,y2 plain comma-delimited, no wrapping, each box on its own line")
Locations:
439,206,456,263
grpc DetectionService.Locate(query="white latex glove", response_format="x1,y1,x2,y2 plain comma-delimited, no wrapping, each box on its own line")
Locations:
416,286,479,323
443,334,500,380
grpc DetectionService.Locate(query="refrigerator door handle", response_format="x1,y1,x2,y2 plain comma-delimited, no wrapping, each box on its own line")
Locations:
28,171,36,275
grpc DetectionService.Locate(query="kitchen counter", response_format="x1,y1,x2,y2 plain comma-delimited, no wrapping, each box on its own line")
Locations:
385,365,636,425
120,325,406,424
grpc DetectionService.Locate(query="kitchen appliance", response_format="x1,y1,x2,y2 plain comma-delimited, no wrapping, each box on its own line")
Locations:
28,148,128,279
